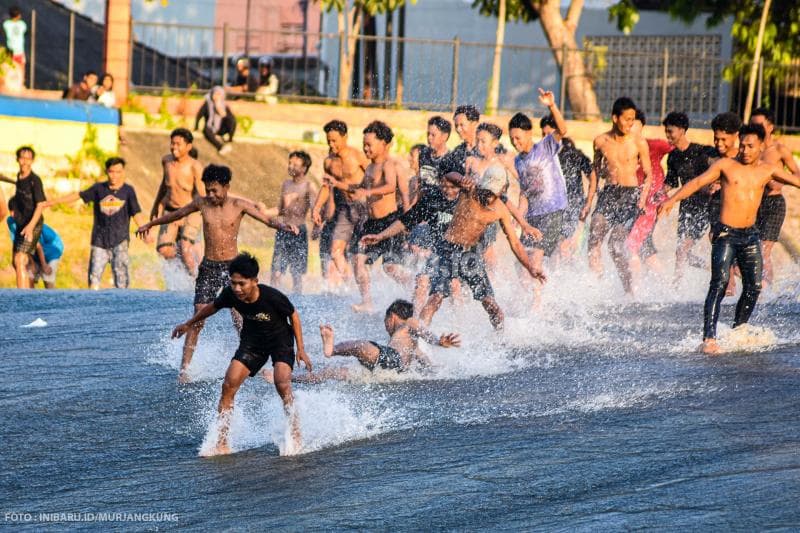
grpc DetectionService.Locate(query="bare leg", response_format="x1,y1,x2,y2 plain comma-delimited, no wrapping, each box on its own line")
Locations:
528,249,545,310
352,254,373,313
320,324,335,357
203,359,250,457
179,303,206,383
179,240,197,276
608,225,633,294
331,239,351,280
273,361,301,451
674,237,694,282
157,244,178,260
292,273,303,294
481,296,504,330
483,244,498,274
384,263,411,287
14,252,30,289
419,293,445,326
270,270,281,289
587,215,609,278
761,240,775,287
413,275,430,316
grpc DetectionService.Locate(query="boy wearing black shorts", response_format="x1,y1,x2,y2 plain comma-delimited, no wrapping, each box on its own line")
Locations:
172,253,312,456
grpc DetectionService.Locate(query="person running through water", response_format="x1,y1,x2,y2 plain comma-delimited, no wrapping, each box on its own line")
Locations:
416,165,546,330
137,164,297,383
151,128,205,276
749,107,799,288
311,120,369,282
661,111,718,283
172,253,311,456
581,97,653,294
658,123,800,355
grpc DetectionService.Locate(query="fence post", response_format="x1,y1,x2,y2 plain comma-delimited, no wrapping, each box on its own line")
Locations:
222,23,229,88
451,37,460,113
559,42,567,109
660,47,669,120
29,9,36,89
338,30,346,105
68,11,75,86
756,56,764,107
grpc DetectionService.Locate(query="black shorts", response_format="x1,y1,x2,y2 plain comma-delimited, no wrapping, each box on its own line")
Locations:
408,223,433,250
13,218,43,256
678,198,711,240
194,258,231,305
367,341,403,371
233,346,295,377
561,199,583,238
595,185,641,229
357,211,404,265
272,225,308,275
429,240,493,301
319,220,335,259
756,194,786,242
521,209,564,257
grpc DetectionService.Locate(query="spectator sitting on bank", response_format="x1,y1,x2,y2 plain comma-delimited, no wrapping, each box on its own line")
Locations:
64,70,98,101
195,86,236,155
95,73,116,108
6,196,64,289
255,56,279,104
3,6,27,89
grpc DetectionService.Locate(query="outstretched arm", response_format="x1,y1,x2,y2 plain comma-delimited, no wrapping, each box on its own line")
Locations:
658,160,726,218
172,303,220,338
770,165,800,189
44,192,81,208
359,219,407,246
407,319,461,348
137,198,200,238
505,197,542,240
240,199,298,234
538,88,567,141
289,310,312,371
499,208,546,284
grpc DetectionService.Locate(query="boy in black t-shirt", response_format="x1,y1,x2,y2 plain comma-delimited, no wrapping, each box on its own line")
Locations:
10,146,47,288
45,157,150,289
172,253,312,457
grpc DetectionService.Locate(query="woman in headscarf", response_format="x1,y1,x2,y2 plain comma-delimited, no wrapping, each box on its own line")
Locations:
195,86,236,154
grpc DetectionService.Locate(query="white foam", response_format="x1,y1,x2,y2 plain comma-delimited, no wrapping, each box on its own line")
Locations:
21,318,47,328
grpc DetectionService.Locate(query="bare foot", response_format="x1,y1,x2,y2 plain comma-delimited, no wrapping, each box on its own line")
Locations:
199,441,231,457
261,368,274,383
319,324,335,357
177,369,191,384
701,338,721,355
725,278,736,297
351,302,374,313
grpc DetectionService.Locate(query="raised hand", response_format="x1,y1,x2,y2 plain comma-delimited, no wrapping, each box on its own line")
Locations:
538,88,556,108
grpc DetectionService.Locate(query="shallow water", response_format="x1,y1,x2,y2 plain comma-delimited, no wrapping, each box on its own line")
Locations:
2,276,800,530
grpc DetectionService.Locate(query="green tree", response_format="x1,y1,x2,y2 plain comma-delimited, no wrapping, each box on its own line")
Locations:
472,0,602,119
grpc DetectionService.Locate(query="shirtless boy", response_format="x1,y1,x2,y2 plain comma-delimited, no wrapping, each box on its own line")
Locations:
351,120,409,312
137,164,297,382
581,97,653,294
271,151,318,294
151,128,205,275
416,164,546,330
311,120,369,279
749,107,799,287
658,124,800,354
172,253,311,455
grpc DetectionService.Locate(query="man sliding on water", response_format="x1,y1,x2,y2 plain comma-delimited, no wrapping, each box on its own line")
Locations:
172,253,312,456
658,124,800,355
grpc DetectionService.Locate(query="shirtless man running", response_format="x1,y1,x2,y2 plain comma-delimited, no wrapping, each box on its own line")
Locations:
351,120,409,312
749,107,799,287
137,164,297,382
311,120,369,280
581,97,652,294
658,123,800,354
151,128,205,275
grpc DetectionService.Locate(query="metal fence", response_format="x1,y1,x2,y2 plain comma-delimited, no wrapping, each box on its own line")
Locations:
14,11,800,132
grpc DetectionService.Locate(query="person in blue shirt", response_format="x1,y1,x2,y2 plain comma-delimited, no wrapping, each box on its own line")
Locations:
7,196,64,288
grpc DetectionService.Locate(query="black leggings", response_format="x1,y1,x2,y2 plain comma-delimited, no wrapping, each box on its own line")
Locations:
703,223,763,339
203,113,236,150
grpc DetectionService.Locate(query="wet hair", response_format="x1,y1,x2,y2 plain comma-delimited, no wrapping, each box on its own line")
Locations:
711,112,742,134
410,143,426,154
189,147,199,159
9,6,21,18
539,114,556,130
363,120,394,143
509,112,532,131
202,164,232,186
611,97,637,117
16,146,34,159
170,128,193,144
84,70,98,79
229,252,259,279
750,107,774,124
105,157,125,170
7,195,16,213
454,105,480,122
662,111,689,130
289,150,312,172
476,122,502,140
635,108,646,126
561,137,576,149
428,116,452,135
385,299,414,320
739,123,766,142
323,120,348,136
476,188,496,206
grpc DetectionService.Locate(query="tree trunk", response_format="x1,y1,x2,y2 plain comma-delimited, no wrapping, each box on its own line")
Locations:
486,0,506,115
363,14,377,100
395,4,405,107
538,0,601,120
337,5,362,106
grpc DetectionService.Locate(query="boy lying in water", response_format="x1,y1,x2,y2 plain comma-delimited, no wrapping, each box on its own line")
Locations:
264,299,460,383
